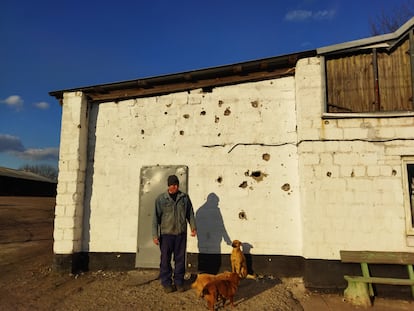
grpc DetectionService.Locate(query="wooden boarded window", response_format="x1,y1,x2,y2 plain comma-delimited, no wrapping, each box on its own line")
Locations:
326,36,413,113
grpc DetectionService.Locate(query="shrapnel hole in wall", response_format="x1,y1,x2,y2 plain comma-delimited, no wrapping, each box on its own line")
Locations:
224,107,231,116
262,153,270,161
238,210,247,220
216,176,223,183
251,100,259,108
281,183,290,191
244,170,267,182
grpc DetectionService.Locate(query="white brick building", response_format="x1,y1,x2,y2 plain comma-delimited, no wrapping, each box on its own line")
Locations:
50,18,414,290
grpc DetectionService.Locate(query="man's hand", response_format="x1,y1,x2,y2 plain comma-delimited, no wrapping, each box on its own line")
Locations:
190,229,197,237
153,237,159,245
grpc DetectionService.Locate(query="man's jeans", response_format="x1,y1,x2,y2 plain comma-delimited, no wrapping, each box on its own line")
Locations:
159,233,187,287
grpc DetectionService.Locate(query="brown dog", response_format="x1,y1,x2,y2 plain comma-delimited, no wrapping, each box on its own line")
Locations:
231,240,248,279
191,271,233,297
201,272,240,311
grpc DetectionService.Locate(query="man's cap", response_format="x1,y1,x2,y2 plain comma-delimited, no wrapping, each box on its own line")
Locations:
167,175,180,186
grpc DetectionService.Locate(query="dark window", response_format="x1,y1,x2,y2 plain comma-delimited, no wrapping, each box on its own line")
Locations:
408,163,414,228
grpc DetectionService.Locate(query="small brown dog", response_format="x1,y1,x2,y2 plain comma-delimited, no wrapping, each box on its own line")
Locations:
231,240,248,279
191,271,233,297
201,272,240,311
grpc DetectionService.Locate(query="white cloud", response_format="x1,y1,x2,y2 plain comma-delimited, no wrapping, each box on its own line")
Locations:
16,147,59,161
0,134,25,152
34,101,50,109
285,10,312,21
285,9,336,21
0,95,24,110
0,133,59,162
313,10,336,20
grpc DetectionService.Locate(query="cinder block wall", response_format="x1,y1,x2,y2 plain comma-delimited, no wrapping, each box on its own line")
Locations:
53,56,414,268
54,76,303,259
296,57,414,259
54,92,88,255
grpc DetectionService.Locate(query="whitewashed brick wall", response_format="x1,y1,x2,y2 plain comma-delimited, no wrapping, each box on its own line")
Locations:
54,77,303,257
296,57,414,259
54,92,88,254
54,56,414,261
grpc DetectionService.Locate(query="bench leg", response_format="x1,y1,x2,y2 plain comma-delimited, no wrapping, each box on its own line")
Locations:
344,280,372,308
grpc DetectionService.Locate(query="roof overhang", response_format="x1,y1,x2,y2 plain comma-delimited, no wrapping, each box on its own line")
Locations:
0,167,56,183
49,50,316,104
317,16,414,55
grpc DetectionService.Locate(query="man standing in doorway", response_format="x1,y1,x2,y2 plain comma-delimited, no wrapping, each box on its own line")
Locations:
152,174,197,293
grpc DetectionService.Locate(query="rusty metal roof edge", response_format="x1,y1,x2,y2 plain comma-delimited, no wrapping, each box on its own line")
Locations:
317,16,414,55
0,166,56,183
49,49,316,100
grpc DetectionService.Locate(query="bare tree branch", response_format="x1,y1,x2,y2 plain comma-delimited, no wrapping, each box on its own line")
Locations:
370,0,414,35
19,164,58,182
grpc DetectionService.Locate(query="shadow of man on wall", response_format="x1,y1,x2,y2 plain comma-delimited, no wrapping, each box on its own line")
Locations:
196,192,232,274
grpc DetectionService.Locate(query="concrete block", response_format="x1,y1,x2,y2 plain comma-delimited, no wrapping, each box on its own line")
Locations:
53,240,75,254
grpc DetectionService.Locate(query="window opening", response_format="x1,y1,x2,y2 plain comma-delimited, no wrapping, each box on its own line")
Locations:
325,34,413,113
402,157,414,235
407,163,414,228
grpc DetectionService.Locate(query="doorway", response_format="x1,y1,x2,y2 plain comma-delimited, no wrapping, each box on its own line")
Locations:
135,165,188,268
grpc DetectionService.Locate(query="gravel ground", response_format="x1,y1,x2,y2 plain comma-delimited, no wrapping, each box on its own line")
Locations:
0,196,304,311
2,196,411,311
1,267,305,311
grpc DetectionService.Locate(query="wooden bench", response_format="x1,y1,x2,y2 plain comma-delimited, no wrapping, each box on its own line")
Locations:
340,250,414,307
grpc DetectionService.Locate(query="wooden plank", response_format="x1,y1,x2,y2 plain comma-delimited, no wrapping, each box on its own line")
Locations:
340,250,414,264
360,262,374,296
326,36,413,113
326,53,375,113
87,68,295,103
410,30,414,110
407,264,414,297
378,38,412,111
344,275,414,286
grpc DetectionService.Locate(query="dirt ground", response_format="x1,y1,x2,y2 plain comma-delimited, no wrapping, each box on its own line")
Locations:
0,196,413,311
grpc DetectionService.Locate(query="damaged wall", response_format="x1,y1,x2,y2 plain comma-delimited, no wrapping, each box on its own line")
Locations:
54,75,302,258
54,55,414,268
296,57,414,259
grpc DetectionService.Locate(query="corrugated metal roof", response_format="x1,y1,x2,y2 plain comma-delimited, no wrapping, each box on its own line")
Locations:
0,167,56,183
317,16,414,55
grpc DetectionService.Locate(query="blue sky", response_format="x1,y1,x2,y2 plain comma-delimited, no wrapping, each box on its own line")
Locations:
0,0,411,169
